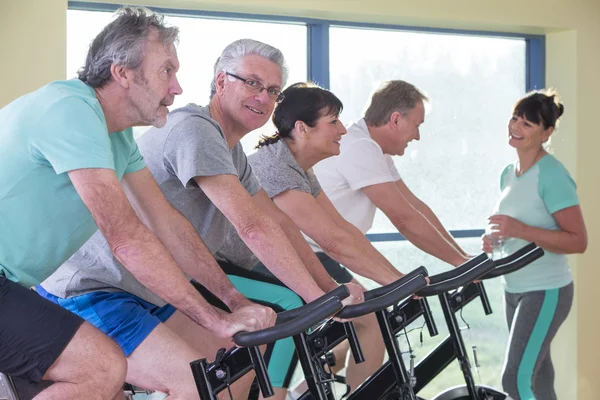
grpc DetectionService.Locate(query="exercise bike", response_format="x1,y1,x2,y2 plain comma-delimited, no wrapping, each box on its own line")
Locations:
288,252,492,400
194,271,429,399
349,243,543,400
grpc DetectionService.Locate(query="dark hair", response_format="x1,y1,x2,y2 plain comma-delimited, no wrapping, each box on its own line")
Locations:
256,82,343,149
513,89,565,129
78,7,179,88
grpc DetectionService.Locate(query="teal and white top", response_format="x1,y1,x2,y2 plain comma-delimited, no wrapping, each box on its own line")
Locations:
493,154,578,293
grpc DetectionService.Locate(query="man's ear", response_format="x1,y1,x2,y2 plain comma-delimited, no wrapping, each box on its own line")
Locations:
389,111,403,130
215,71,227,96
110,64,133,89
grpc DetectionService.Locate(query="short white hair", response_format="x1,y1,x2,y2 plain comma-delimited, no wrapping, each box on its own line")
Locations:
209,39,288,99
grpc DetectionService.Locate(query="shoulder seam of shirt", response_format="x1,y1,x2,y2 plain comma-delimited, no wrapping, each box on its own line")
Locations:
161,112,221,174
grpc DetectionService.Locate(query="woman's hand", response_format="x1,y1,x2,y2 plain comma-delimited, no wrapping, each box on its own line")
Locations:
488,214,526,239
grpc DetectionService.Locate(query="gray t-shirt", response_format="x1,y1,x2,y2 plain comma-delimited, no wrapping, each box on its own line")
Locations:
216,139,321,269
41,104,260,306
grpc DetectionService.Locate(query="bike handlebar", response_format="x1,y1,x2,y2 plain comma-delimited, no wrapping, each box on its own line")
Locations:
483,242,544,279
232,285,349,347
337,273,428,319
417,255,495,297
364,266,429,301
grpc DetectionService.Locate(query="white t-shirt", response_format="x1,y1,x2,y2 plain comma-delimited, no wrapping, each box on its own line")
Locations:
311,118,401,251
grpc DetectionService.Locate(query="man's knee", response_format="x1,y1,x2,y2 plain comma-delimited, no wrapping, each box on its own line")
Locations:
74,324,127,393
98,339,127,389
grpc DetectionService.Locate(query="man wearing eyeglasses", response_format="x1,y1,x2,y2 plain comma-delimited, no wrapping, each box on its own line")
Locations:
135,39,363,399
39,39,360,400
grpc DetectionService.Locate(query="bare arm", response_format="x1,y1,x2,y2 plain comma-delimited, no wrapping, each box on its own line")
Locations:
490,205,587,254
394,179,470,257
68,168,225,331
272,189,401,285
314,191,402,278
362,181,468,267
121,168,251,312
195,175,326,302
253,189,339,292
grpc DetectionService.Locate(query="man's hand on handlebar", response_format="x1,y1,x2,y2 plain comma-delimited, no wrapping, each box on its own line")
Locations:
344,281,364,306
322,281,364,323
232,300,277,329
210,301,277,340
322,281,363,306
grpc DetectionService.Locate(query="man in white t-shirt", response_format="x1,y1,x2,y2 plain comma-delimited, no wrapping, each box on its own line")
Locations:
313,80,469,267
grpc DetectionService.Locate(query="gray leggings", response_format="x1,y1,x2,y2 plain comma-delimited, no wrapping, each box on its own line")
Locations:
501,283,573,400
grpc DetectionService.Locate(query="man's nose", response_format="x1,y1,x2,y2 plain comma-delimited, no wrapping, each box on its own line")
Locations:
171,75,183,96
255,88,271,103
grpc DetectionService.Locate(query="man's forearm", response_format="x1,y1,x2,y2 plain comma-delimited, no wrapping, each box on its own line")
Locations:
413,200,469,257
151,208,248,310
111,220,224,328
344,222,404,278
322,230,401,285
278,216,338,292
392,211,467,266
238,216,326,302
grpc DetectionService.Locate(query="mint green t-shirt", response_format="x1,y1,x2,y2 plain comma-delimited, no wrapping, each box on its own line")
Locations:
0,79,145,287
493,154,578,293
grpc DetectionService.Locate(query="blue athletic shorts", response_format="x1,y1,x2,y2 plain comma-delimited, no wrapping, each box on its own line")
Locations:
36,286,175,357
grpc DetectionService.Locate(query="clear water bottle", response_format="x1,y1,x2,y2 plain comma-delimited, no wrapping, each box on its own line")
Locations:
485,224,504,260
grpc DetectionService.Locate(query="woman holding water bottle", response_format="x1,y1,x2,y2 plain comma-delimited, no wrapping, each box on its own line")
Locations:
482,89,587,400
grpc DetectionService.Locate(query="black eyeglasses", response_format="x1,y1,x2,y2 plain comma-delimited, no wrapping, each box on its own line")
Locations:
226,72,285,103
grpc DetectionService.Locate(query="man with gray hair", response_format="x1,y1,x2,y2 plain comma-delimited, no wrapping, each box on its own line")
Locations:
0,7,275,400
313,80,470,269
39,38,359,399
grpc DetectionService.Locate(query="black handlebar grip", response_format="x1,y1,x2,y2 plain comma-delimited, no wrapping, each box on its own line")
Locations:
429,253,488,285
234,297,343,347
483,244,544,280
365,266,428,301
337,275,427,319
417,258,494,297
276,284,350,324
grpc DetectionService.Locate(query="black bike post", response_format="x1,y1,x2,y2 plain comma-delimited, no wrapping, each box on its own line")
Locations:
374,309,417,399
190,359,218,400
248,345,275,398
438,292,480,400
293,332,329,400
